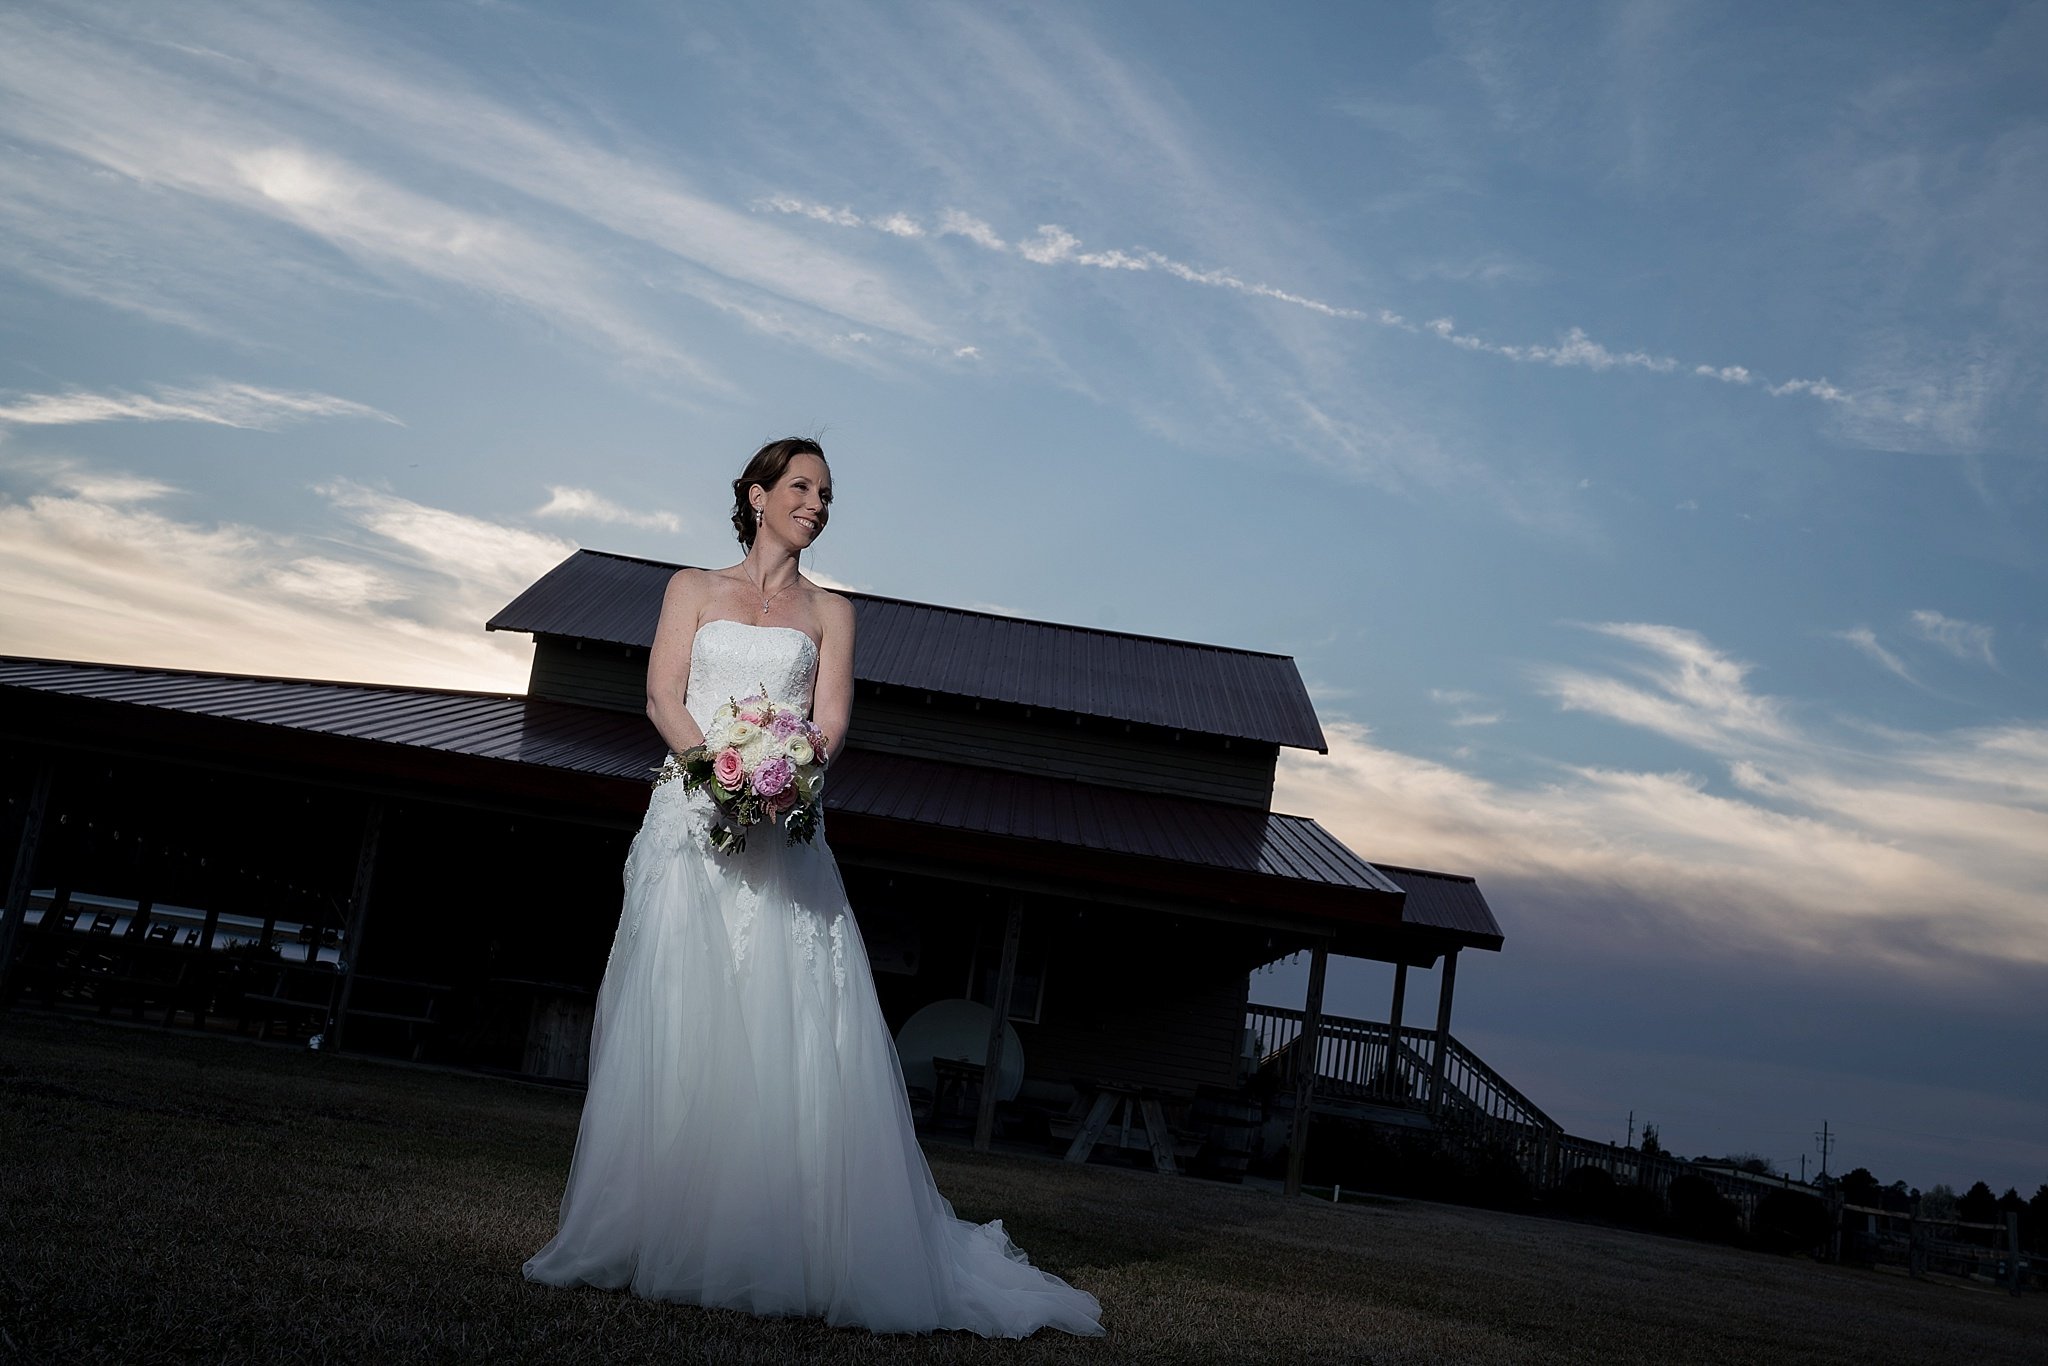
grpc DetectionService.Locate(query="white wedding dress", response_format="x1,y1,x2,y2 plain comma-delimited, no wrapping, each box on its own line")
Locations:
523,619,1104,1337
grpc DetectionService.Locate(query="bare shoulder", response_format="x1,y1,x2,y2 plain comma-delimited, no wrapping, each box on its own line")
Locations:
811,586,856,636
657,568,711,632
664,566,710,600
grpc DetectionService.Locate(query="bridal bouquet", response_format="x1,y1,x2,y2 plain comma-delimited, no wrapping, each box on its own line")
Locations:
663,688,828,853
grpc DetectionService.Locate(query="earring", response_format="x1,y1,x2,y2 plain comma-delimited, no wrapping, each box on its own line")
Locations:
754,506,763,521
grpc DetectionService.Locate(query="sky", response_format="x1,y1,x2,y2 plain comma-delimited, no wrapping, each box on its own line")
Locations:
1,0,2043,1196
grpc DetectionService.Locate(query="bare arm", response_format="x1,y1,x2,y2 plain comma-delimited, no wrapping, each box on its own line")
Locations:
645,570,709,755
809,592,857,763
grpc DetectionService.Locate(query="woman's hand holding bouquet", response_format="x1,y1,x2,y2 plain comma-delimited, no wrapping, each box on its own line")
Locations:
659,687,827,853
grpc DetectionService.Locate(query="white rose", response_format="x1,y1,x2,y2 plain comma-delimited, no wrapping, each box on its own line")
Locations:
785,735,814,766
738,731,771,766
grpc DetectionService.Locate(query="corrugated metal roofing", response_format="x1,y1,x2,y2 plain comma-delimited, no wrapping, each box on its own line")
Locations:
826,748,1403,895
487,549,1328,752
0,657,662,781
2,656,1394,898
1376,864,1505,947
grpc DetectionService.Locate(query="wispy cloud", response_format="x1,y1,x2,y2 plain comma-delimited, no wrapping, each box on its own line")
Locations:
0,3,945,385
0,464,552,689
757,196,1855,407
1283,628,2048,980
1538,622,1789,750
318,479,574,591
536,486,683,535
0,380,396,430
1428,687,1503,727
1909,609,1997,666
1835,626,1920,686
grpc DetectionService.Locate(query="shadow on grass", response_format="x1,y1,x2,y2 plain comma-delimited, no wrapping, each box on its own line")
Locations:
5,1011,2045,1366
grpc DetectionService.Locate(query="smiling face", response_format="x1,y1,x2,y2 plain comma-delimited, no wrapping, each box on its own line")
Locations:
753,452,832,549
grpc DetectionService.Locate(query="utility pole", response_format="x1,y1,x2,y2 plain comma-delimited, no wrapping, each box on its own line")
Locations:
1800,1153,1807,1183
1813,1121,1833,1178
1626,1110,1634,1149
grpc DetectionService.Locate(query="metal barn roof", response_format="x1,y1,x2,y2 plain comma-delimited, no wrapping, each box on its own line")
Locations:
487,550,1329,752
0,657,660,781
1377,864,1505,949
0,657,1380,902
3,657,1521,948
827,749,1404,897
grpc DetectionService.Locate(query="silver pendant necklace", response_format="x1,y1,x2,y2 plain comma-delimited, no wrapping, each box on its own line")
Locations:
745,561,797,618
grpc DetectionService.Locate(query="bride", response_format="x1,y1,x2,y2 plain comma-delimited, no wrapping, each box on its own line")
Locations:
523,438,1104,1338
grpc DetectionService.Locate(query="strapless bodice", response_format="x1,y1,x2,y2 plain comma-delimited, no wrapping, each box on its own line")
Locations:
683,619,819,732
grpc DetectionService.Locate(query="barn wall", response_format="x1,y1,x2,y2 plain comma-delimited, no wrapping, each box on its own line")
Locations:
852,695,1277,809
528,637,646,713
526,638,1282,807
1019,917,1254,1098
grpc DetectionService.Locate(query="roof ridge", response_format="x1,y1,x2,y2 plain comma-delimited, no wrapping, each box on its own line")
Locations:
561,549,1298,661
1371,862,1480,884
0,654,523,703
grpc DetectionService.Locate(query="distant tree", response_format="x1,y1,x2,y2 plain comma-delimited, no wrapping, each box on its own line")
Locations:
1668,1175,1742,1243
1920,1184,1960,1223
1959,1181,1999,1224
1558,1164,1618,1218
1640,1124,1660,1156
1720,1152,1776,1176
1881,1180,1915,1214
1997,1187,2026,1213
1752,1189,1831,1256
1841,1167,1882,1207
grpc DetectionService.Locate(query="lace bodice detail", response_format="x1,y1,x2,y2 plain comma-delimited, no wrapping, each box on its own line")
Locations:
683,619,819,731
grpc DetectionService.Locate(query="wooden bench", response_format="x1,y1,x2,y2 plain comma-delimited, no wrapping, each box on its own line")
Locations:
239,961,342,1040
342,975,449,1060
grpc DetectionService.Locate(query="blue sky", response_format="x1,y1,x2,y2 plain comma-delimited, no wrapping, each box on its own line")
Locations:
1,0,2043,1195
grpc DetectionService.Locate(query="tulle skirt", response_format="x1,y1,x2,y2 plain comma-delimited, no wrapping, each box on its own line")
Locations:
522,779,1104,1338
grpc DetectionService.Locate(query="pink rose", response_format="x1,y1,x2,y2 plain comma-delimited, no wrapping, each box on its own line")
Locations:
751,754,794,799
768,710,803,740
712,747,745,790
737,704,767,726
764,784,799,815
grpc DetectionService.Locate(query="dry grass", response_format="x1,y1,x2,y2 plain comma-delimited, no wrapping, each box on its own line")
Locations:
2,1012,2041,1365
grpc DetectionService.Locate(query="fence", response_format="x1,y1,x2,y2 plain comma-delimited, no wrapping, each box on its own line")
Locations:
1248,1002,1869,1232
1840,1203,2034,1291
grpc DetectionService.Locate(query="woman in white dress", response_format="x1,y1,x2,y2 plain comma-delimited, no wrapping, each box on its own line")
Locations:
523,438,1104,1338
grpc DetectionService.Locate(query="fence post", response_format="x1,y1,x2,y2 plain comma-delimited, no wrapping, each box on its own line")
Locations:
2009,1212,2025,1297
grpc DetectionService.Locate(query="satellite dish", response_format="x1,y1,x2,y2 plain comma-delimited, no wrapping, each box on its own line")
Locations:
894,999,1023,1102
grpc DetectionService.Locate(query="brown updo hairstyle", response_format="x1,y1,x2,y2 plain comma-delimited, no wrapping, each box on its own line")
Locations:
730,437,827,549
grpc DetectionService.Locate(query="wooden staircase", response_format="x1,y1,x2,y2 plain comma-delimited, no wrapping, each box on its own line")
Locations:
1247,1003,1561,1168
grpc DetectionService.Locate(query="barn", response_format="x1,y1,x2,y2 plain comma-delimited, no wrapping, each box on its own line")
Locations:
1,549,1540,1191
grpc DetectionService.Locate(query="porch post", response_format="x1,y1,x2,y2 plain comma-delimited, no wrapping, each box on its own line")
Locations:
0,758,55,992
1283,940,1330,1198
1429,948,1459,1114
329,802,384,1052
974,896,1024,1151
1385,962,1408,1098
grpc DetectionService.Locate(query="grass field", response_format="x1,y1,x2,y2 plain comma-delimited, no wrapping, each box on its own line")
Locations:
2,1013,2041,1365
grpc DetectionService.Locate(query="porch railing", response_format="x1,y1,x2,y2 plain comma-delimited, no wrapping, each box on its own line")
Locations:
1246,1002,1558,1147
